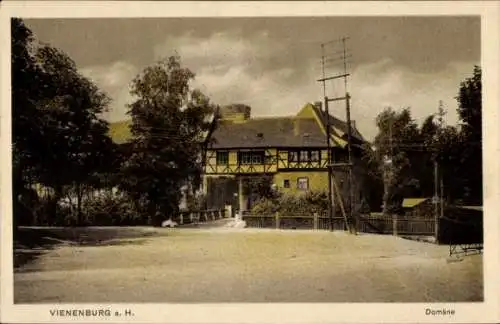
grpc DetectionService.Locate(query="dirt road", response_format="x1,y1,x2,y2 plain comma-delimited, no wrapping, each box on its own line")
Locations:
14,227,483,303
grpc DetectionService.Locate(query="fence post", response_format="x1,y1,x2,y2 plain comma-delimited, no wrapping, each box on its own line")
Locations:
392,214,398,236
313,213,319,230
275,212,280,229
189,212,193,223
435,217,439,244
180,212,184,225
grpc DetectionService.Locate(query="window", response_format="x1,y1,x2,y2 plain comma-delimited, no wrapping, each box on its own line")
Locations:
310,151,320,162
283,179,290,188
238,151,264,165
288,151,299,162
289,150,321,163
300,150,309,162
216,151,229,165
297,177,309,190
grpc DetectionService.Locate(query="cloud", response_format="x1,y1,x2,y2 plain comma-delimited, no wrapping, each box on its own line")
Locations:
349,59,474,139
80,61,139,122
153,30,320,116
80,31,477,141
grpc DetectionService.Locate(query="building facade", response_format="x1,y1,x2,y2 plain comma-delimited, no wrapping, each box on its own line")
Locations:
203,103,369,215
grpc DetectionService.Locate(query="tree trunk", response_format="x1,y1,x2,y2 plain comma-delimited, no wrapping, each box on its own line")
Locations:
148,199,160,226
382,172,390,215
76,183,83,226
48,185,63,226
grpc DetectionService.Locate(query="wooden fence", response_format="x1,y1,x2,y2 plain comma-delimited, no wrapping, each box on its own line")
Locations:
242,208,483,245
242,212,435,236
172,209,227,225
357,213,436,236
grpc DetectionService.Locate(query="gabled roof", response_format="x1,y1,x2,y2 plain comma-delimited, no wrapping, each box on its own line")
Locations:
108,102,368,150
209,117,327,149
402,198,430,208
108,118,213,145
311,104,365,143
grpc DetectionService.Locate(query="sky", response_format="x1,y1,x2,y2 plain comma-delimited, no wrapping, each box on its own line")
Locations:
25,17,480,140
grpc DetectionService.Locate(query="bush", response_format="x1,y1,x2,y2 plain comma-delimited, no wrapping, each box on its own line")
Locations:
84,190,144,226
251,197,277,215
186,191,207,211
250,190,330,216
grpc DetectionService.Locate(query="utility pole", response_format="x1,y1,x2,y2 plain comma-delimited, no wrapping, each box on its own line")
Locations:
433,158,439,239
382,114,393,215
434,100,446,241
437,100,446,220
342,37,356,233
321,44,334,232
318,37,354,234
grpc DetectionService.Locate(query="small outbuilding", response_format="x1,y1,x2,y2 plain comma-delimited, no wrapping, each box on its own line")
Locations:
402,197,433,218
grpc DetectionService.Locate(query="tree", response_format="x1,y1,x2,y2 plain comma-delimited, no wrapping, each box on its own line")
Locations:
370,108,421,214
32,45,115,225
11,18,43,227
244,175,276,199
121,56,215,226
11,19,115,226
413,114,439,198
456,65,482,204
360,144,384,212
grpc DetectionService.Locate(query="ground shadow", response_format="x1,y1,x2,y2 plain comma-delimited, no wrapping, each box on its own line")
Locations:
13,227,161,269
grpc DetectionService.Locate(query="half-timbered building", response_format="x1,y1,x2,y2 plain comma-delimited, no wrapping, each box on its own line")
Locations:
203,103,369,216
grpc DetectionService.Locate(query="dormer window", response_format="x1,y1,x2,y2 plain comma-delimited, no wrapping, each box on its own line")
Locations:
289,151,299,162
288,150,321,163
300,150,309,161
310,151,320,162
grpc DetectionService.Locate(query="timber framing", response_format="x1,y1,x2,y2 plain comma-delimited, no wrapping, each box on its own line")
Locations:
202,102,366,177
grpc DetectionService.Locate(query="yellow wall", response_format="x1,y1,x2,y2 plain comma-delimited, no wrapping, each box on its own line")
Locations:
277,149,329,169
295,103,347,148
205,148,334,175
295,103,317,119
273,171,329,193
205,148,278,174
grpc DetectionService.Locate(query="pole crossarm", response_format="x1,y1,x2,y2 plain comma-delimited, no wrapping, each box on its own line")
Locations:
325,96,349,103
317,74,350,82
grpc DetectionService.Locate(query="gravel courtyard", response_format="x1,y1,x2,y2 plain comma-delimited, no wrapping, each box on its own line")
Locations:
14,225,483,303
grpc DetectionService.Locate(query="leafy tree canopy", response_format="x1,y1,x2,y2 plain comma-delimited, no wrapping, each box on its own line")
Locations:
11,18,115,225
121,55,216,225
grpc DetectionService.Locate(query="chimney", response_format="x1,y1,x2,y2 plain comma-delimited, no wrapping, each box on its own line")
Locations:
314,101,323,111
220,104,251,122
